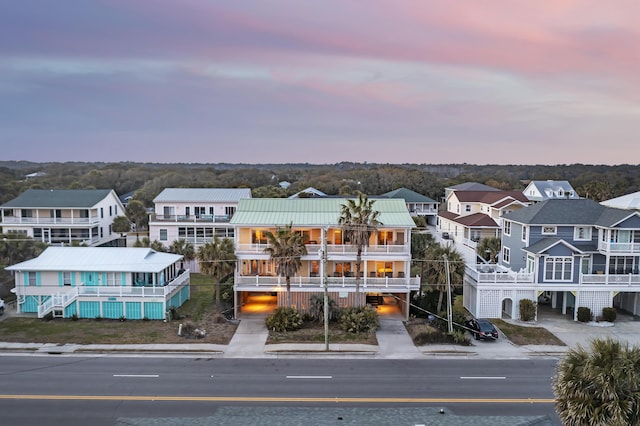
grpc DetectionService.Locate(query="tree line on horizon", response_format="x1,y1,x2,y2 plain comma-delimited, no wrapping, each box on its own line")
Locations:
0,161,638,207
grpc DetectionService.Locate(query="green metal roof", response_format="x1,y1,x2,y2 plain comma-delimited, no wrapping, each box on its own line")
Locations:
230,198,416,227
380,187,436,203
1,189,114,208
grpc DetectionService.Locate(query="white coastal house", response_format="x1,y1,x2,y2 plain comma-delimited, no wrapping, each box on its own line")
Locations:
0,189,125,247
148,187,252,247
6,247,190,320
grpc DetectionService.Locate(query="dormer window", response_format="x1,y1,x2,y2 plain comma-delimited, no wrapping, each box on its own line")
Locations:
542,226,556,235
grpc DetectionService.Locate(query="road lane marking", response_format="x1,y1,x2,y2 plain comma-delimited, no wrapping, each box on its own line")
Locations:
286,376,333,379
0,395,555,403
113,375,159,378
460,377,506,380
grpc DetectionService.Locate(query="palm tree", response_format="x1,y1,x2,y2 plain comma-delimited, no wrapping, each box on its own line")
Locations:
411,232,435,297
339,193,381,307
264,224,307,308
423,243,464,312
197,237,237,307
169,239,195,271
477,237,501,263
553,337,640,425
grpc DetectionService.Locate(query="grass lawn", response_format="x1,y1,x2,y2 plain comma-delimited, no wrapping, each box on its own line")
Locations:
266,321,378,345
0,274,237,345
492,319,565,346
404,318,472,346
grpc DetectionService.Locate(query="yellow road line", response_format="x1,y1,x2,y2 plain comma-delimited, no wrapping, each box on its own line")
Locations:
0,395,556,403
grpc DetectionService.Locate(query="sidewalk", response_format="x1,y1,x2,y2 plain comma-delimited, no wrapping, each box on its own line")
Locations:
0,308,568,359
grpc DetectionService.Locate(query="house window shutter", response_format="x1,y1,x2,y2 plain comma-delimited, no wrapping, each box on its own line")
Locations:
58,272,63,287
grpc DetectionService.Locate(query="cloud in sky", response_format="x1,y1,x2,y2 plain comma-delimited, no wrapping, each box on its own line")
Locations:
1,1,639,164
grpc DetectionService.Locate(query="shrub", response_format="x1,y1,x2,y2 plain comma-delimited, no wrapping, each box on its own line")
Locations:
337,306,379,334
95,315,103,321
265,307,303,332
601,307,617,322
577,307,592,323
70,313,79,321
519,299,536,322
119,315,127,322
42,312,54,322
308,294,337,323
412,330,471,346
182,321,196,337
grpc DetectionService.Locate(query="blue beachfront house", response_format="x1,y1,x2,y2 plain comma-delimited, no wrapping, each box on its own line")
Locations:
464,199,640,321
6,247,190,320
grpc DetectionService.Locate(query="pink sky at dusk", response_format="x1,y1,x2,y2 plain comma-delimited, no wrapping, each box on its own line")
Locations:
1,1,638,165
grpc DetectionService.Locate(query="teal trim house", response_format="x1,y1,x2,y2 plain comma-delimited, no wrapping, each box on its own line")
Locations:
6,247,190,320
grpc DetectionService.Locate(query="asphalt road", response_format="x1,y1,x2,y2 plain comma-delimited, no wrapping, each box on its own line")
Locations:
0,356,560,425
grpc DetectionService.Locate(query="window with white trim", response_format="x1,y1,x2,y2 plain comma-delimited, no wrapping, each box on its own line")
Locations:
502,247,510,264
504,221,511,236
28,272,37,286
544,256,573,281
542,226,556,235
63,272,72,286
465,204,471,212
574,226,592,241
106,272,122,286
522,225,528,242
159,229,168,241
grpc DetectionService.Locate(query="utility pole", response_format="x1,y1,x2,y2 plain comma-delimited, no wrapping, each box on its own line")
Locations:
321,226,329,350
444,254,453,333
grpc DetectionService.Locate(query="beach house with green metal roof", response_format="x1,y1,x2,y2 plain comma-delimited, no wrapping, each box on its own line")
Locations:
230,197,419,318
0,189,125,247
379,187,438,224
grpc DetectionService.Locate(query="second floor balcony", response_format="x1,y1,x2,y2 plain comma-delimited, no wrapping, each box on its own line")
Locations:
236,242,410,256
235,274,420,292
598,241,640,254
149,213,231,223
465,263,535,284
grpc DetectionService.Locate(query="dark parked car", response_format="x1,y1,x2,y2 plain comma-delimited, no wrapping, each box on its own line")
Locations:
466,318,499,341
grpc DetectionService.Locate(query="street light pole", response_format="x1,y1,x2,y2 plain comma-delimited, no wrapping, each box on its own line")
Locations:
444,254,453,333
321,227,329,350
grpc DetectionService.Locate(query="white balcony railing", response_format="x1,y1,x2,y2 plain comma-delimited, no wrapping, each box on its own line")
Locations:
234,275,420,291
465,264,535,284
235,243,410,255
2,216,100,225
149,213,231,223
580,273,640,286
35,270,190,318
598,241,640,254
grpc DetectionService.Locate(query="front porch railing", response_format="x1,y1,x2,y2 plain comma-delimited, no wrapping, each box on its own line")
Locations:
580,273,640,286
235,275,420,291
465,264,534,284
